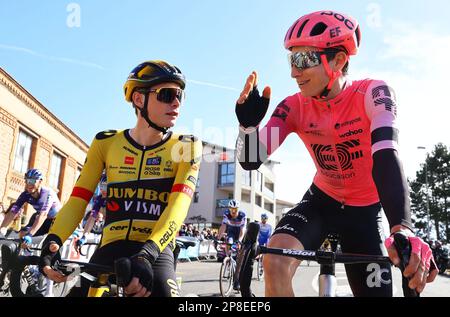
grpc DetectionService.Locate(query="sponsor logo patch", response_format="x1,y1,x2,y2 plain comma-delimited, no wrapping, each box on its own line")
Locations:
124,156,134,165
187,176,197,186
146,157,162,166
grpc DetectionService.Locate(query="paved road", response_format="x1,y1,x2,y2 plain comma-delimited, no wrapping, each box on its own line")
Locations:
176,259,450,297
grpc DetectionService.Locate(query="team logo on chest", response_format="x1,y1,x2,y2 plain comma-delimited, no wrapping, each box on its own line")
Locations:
311,139,363,171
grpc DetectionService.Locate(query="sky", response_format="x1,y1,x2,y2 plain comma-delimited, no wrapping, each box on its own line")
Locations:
1,0,449,204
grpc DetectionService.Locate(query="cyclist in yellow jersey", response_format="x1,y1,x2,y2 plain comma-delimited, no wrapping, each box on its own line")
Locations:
39,60,202,297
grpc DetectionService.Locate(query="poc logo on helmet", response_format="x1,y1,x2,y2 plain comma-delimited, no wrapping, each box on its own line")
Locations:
320,11,355,30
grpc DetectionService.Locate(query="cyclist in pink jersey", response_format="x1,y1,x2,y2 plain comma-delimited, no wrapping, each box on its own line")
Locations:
235,10,437,296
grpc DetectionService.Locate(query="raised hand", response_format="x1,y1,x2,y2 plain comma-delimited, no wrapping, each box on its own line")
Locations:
235,71,271,128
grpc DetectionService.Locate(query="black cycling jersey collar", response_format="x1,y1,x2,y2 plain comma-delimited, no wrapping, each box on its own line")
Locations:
124,129,173,151
311,79,351,108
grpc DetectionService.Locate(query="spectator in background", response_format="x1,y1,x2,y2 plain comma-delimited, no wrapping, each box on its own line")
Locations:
179,224,188,236
204,228,211,240
201,228,208,240
91,212,105,235
192,229,200,239
186,224,194,237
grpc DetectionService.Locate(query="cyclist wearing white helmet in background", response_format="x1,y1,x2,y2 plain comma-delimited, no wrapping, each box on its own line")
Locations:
258,213,272,247
218,199,246,244
235,10,437,296
0,168,61,244
219,199,246,291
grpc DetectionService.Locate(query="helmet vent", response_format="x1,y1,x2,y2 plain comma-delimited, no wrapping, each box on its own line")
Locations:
295,19,309,39
310,22,328,36
286,21,297,41
355,25,361,46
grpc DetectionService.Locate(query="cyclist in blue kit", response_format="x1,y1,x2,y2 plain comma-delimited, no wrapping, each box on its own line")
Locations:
258,213,272,247
218,199,247,243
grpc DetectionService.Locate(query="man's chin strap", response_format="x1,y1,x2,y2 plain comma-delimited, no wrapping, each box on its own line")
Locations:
136,93,169,134
317,54,343,100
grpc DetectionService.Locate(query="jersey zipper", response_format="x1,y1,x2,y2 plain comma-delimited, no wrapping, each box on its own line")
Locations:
125,145,147,240
327,102,346,209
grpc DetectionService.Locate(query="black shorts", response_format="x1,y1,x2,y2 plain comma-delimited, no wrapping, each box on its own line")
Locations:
274,183,393,297
67,240,179,297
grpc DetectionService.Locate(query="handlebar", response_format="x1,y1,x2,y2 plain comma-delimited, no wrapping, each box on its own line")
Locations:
52,258,132,295
258,246,392,265
237,222,421,298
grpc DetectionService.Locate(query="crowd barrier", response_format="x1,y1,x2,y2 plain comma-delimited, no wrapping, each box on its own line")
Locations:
0,233,214,264
176,237,217,262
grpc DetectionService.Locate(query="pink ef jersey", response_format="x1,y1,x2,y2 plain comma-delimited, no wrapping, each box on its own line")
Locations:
261,79,398,206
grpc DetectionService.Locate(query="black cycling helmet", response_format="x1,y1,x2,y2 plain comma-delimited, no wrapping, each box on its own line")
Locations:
123,60,186,102
123,60,186,134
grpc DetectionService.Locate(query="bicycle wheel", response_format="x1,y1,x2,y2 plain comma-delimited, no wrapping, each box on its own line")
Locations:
9,257,46,297
219,257,233,297
235,222,259,297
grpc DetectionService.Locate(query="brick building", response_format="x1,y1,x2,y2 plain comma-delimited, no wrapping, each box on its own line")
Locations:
0,67,88,227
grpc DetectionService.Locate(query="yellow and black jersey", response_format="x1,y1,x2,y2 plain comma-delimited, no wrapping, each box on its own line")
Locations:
49,129,202,253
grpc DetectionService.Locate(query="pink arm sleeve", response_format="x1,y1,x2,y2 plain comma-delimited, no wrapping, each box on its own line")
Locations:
364,80,399,155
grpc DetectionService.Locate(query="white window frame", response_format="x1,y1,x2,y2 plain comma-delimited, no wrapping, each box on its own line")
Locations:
13,130,34,174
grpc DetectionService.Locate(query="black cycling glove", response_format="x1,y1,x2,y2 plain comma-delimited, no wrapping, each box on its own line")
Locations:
128,240,160,291
235,86,270,128
129,255,154,291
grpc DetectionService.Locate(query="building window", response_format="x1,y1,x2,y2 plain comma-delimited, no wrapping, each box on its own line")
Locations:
241,170,251,187
264,202,274,213
255,194,262,207
194,192,200,203
13,130,34,174
218,163,235,186
263,179,275,199
217,199,230,208
265,179,274,192
49,152,63,189
242,193,251,203
75,167,82,183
